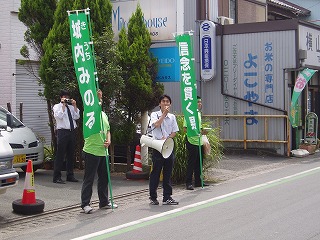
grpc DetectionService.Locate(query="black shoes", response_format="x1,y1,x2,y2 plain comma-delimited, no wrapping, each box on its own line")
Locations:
149,197,159,205
195,182,209,187
66,176,79,182
186,182,209,189
186,185,194,190
53,179,65,184
53,177,79,183
149,197,179,205
163,197,179,205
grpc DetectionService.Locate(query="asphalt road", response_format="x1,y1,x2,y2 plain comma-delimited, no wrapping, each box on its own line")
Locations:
1,151,320,239
97,160,320,240
0,151,289,222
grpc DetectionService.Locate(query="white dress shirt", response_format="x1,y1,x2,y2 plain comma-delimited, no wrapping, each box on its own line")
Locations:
53,103,80,130
150,110,179,140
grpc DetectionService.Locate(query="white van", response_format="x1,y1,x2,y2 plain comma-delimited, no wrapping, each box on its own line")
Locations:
0,106,44,172
0,126,19,194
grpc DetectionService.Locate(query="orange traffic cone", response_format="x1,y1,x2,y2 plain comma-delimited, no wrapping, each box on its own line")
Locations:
132,145,143,173
12,160,45,215
22,160,36,204
126,145,149,180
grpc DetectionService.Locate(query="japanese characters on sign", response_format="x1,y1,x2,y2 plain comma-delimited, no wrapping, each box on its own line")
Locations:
68,10,101,138
175,34,199,138
264,42,274,106
305,31,320,54
242,42,274,126
243,53,259,125
305,112,318,144
299,25,320,65
200,20,216,80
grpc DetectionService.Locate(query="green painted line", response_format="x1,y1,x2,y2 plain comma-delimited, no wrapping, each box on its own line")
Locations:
78,167,320,240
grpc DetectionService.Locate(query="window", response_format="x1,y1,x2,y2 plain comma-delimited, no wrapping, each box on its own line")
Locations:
237,0,267,23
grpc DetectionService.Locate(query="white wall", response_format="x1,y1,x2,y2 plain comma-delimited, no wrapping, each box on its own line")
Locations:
0,1,50,144
0,2,15,109
0,1,38,113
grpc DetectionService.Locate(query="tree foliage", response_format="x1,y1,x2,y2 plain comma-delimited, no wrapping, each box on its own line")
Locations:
117,4,164,126
94,26,124,117
40,0,75,100
36,0,122,162
40,0,113,102
18,0,56,58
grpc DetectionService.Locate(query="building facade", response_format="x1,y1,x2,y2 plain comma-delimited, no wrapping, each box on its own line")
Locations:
2,0,319,154
0,1,51,144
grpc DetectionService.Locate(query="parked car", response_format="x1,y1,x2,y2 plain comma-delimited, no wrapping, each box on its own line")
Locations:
0,125,19,194
0,106,44,172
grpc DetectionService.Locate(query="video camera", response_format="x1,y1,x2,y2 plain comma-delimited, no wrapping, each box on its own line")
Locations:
63,99,73,105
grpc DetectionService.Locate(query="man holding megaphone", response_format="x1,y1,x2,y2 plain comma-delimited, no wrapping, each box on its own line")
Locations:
148,95,179,206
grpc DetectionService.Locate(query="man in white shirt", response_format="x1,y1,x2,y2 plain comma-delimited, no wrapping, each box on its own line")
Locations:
149,94,179,205
52,90,80,184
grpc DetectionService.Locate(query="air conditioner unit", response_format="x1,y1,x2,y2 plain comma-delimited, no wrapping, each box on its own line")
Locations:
217,16,234,25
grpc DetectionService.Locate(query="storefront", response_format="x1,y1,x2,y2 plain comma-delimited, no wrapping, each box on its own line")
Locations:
200,19,320,155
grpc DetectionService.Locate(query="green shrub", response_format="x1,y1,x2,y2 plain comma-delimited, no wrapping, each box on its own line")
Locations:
172,115,223,183
44,144,55,163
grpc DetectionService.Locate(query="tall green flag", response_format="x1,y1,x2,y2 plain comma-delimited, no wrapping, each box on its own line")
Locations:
68,10,101,138
175,33,200,137
289,68,317,127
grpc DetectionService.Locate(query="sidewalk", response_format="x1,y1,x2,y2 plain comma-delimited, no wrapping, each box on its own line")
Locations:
210,150,320,182
1,151,318,223
0,169,149,223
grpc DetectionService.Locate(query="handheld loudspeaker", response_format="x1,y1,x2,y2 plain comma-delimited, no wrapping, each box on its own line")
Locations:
140,135,174,159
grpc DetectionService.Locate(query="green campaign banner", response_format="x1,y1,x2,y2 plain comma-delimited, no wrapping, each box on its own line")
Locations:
289,68,317,127
175,33,200,137
68,10,101,138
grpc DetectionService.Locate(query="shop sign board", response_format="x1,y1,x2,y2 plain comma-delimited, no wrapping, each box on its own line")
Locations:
111,0,177,41
149,46,180,82
223,30,296,126
200,20,216,80
305,112,318,144
299,25,320,66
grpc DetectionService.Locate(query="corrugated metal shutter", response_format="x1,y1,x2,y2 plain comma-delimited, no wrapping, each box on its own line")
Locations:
15,62,51,145
200,29,297,154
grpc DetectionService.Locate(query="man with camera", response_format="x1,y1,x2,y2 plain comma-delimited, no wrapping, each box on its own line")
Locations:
52,90,80,184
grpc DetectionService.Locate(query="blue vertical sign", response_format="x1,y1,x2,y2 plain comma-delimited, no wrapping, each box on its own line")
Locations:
200,20,216,80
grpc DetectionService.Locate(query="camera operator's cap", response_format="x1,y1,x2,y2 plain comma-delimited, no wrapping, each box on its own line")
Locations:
60,89,70,98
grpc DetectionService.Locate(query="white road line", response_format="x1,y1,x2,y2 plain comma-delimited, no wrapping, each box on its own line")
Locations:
72,166,320,240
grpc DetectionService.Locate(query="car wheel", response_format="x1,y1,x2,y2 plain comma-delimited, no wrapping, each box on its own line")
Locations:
12,199,45,215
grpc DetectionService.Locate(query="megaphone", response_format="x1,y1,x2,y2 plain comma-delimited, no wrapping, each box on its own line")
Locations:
140,135,174,159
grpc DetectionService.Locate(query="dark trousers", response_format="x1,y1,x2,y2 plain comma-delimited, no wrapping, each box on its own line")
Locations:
53,129,76,181
149,150,174,201
186,140,204,186
81,152,109,208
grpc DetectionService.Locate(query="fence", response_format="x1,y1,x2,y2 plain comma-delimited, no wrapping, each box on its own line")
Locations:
202,114,291,156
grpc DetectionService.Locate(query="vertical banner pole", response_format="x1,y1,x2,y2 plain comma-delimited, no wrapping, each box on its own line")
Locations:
175,32,203,186
68,9,114,208
289,68,318,127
